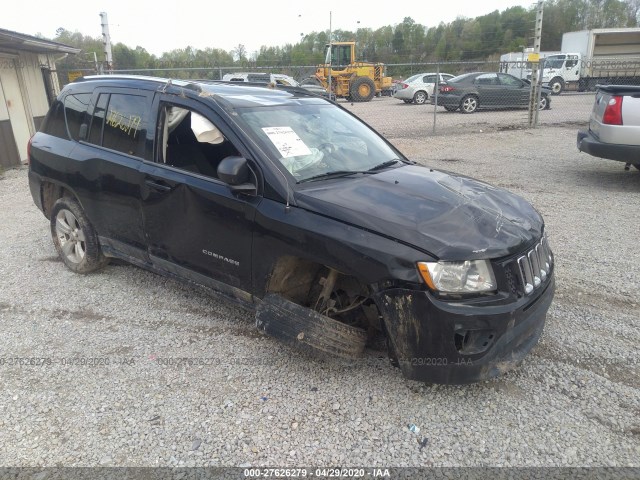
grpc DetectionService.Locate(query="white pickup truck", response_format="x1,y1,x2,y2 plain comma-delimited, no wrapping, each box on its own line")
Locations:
577,84,640,171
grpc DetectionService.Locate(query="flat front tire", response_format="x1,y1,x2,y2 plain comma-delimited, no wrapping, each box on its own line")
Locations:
50,197,108,274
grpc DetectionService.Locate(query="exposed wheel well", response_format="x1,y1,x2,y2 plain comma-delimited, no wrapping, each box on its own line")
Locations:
266,256,323,305
265,256,384,339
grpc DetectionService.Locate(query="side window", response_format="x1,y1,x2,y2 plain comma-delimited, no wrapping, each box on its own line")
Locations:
158,103,240,179
424,75,437,83
498,74,522,87
88,93,108,146
102,94,148,157
64,93,91,141
40,100,67,138
475,73,499,85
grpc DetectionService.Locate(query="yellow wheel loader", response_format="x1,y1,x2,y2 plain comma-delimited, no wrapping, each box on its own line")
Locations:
305,42,393,102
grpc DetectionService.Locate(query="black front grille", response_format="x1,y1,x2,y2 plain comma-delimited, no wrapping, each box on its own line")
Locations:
501,236,554,297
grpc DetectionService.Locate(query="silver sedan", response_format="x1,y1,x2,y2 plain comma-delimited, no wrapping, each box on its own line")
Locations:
393,72,455,105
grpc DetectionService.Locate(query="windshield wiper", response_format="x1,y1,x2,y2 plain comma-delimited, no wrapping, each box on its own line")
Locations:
367,159,401,171
298,170,368,183
298,160,403,183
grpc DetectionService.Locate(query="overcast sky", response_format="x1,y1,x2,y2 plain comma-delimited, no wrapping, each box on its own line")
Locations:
4,0,536,56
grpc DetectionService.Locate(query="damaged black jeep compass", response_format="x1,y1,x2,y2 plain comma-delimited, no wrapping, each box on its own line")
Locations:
28,75,554,384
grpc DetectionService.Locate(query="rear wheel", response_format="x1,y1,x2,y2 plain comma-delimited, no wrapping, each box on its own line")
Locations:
50,197,108,274
460,95,478,113
412,90,428,105
350,77,376,102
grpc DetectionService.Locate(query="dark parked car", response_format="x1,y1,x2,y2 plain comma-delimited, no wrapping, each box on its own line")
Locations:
432,72,552,113
28,75,554,385
577,84,640,171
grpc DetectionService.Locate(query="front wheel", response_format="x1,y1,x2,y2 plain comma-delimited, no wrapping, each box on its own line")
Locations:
549,77,564,95
350,77,376,102
412,90,428,105
538,94,550,110
460,95,478,113
50,197,108,274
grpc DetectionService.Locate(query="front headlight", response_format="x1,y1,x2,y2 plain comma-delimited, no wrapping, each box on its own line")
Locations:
417,260,496,294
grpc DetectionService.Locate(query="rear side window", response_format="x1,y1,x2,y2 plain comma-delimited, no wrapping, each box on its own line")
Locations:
87,93,148,158
40,100,67,138
64,93,91,141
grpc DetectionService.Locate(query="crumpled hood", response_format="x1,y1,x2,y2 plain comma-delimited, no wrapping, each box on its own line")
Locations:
295,165,543,260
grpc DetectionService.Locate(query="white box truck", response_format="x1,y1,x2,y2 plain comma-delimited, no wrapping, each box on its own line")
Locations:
535,28,640,94
499,50,559,79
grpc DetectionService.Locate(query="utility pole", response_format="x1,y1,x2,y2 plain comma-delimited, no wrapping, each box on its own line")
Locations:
100,12,113,73
528,0,544,127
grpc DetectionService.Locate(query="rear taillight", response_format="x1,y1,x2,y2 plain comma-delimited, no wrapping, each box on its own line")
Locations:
401,83,409,89
602,96,623,125
440,85,455,93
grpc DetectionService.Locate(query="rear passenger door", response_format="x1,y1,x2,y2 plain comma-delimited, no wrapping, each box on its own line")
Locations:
139,95,261,297
72,87,153,260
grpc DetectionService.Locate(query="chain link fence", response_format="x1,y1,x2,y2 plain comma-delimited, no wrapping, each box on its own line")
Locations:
52,58,640,134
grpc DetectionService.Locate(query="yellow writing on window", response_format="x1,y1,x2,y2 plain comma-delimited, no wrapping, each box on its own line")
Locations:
106,109,142,138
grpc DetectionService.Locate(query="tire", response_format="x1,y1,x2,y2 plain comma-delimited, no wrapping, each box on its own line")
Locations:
50,197,108,274
350,77,376,102
256,293,367,359
444,106,458,112
538,94,550,110
412,90,428,105
549,77,564,95
460,95,478,114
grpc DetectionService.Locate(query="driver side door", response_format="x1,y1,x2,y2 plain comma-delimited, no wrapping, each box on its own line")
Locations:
139,95,261,298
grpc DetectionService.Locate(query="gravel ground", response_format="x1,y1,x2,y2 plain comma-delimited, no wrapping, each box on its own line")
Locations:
0,118,639,468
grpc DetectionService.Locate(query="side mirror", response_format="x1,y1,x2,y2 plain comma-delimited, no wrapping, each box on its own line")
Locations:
218,156,249,185
217,156,256,195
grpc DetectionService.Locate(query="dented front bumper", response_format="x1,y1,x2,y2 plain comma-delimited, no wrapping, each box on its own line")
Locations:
374,275,554,384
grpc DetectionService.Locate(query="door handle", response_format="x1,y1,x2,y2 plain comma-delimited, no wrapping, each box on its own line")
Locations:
144,179,172,192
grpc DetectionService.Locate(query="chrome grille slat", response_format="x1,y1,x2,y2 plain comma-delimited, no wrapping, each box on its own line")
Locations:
515,238,553,296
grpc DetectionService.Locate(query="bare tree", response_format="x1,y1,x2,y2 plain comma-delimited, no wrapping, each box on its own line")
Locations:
233,44,247,63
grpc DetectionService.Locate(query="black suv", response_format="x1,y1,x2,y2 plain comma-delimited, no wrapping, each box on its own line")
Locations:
28,75,555,384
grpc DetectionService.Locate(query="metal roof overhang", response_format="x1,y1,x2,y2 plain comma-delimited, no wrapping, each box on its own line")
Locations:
0,28,80,56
